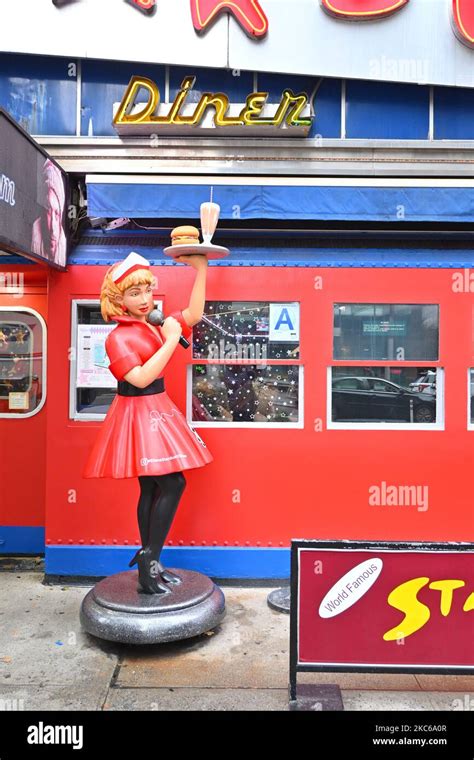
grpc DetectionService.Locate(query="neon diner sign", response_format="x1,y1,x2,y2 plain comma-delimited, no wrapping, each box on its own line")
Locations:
113,75,313,135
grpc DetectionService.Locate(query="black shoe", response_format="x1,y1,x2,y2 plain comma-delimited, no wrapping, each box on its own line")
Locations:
128,548,142,568
135,548,170,594
156,561,182,585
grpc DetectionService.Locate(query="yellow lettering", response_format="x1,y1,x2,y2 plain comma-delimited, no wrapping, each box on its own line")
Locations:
245,89,312,126
167,76,196,123
429,580,466,616
188,92,243,126
240,92,268,123
463,592,474,612
114,76,313,131
383,577,431,641
283,90,313,127
113,75,160,124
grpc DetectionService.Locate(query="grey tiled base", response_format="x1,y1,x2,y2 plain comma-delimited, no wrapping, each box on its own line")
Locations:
80,569,226,645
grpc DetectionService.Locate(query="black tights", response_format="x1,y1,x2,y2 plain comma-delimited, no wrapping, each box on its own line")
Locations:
137,472,186,561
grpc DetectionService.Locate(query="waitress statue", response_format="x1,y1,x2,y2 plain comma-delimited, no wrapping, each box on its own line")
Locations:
82,250,213,594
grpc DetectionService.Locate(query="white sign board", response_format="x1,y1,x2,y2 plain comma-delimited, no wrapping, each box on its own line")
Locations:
0,0,473,88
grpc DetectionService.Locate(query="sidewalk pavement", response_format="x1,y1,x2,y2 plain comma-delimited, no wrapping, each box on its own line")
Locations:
0,560,472,712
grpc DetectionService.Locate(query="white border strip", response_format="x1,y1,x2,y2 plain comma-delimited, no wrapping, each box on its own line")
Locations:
86,174,474,189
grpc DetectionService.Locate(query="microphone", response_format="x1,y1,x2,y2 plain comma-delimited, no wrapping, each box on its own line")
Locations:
147,308,190,349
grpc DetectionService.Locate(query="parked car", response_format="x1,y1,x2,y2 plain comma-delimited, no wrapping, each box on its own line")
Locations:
409,370,437,395
332,376,436,423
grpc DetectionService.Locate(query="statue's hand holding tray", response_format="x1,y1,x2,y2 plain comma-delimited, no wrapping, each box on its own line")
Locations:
164,202,230,260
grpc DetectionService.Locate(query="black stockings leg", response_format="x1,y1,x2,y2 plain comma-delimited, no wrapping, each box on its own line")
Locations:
148,471,186,559
137,475,160,547
134,472,186,588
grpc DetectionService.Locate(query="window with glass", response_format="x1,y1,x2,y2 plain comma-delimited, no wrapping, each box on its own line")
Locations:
189,301,303,427
70,301,116,419
330,303,443,429
0,308,46,417
70,297,164,420
333,303,439,361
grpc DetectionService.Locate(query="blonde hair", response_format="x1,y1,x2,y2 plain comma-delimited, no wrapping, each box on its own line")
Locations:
100,263,156,323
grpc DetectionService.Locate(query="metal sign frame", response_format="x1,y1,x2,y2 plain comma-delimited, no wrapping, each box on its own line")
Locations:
289,539,474,702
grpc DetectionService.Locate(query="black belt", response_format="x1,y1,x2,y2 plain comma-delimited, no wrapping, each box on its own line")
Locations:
117,377,165,397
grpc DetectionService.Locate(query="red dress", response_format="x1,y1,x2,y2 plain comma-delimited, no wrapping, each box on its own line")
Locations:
82,310,213,479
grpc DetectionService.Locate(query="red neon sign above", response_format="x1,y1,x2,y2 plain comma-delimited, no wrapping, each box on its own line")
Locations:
190,0,268,38
321,0,409,20
51,0,474,49
53,0,157,13
131,0,156,12
452,0,474,48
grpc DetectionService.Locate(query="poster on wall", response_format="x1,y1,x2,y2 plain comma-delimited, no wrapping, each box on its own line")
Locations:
0,109,69,269
76,299,164,388
76,325,116,388
269,302,299,343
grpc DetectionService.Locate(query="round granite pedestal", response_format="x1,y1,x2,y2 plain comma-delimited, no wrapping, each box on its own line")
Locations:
80,568,226,644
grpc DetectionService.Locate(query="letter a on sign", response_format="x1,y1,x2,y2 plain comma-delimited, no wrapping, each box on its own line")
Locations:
320,0,409,20
452,0,474,48
191,0,268,38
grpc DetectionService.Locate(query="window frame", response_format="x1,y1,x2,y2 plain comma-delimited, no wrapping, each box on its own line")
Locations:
329,300,444,431
326,365,445,431
0,306,47,420
69,299,117,421
186,299,304,429
187,364,305,429
333,302,440,362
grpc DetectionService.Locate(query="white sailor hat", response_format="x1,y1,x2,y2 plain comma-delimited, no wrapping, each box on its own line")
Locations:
111,252,151,284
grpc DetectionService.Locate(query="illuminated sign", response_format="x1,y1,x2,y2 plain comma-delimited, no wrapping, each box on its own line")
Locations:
320,0,409,21
113,75,313,136
289,540,473,698
53,0,157,13
452,0,474,48
52,0,474,49
191,0,268,38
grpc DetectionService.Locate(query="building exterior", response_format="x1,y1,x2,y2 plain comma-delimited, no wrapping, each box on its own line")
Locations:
0,0,473,579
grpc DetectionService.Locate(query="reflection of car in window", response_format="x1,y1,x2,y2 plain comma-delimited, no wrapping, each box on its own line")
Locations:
332,376,436,423
409,371,437,395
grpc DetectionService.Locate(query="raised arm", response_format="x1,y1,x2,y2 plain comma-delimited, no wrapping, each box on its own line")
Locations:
175,255,209,328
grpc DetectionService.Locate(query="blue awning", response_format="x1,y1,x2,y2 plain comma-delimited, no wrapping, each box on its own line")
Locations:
86,178,474,222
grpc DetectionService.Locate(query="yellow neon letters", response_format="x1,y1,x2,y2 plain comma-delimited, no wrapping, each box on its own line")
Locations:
113,75,313,130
